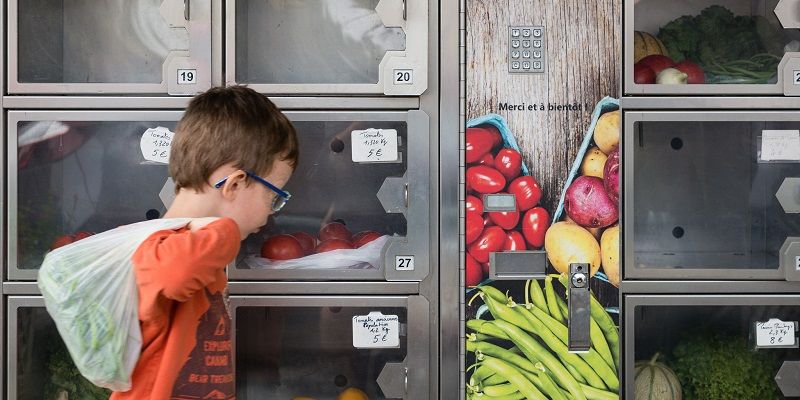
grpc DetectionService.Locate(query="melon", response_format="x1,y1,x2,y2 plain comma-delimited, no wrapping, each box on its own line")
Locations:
634,31,668,63
634,353,682,400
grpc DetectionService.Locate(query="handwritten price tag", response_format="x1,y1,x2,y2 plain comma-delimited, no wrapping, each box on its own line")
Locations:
140,126,174,164
755,318,797,348
352,312,400,348
351,129,399,163
761,130,800,161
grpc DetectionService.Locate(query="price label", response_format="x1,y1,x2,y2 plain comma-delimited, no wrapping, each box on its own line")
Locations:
761,130,800,161
140,126,174,164
177,69,197,85
393,69,413,85
395,255,415,271
352,312,400,348
351,129,399,163
796,256,800,271
755,318,797,348
794,70,800,85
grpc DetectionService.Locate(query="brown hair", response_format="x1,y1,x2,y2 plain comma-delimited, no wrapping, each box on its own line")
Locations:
169,86,298,192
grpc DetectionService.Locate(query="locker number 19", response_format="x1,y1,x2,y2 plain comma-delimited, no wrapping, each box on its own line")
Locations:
178,69,197,85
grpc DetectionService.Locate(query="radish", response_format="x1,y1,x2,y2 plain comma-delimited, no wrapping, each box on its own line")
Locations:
634,62,655,84
638,55,674,75
674,60,705,84
564,176,618,229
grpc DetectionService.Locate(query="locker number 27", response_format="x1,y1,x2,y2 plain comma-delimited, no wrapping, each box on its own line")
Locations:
178,69,197,85
395,256,415,271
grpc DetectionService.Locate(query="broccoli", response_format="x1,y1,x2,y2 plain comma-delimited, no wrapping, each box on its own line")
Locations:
672,332,781,400
44,339,111,400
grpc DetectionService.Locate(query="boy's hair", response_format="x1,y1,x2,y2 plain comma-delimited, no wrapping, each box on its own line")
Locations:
170,86,299,192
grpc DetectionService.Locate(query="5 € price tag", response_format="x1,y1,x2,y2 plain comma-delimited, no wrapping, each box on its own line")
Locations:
352,311,400,348
351,129,398,163
755,318,797,348
140,126,174,164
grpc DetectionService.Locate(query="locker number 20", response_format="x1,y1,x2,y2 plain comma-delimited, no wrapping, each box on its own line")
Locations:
794,70,800,85
178,69,197,85
393,69,413,85
395,256,415,271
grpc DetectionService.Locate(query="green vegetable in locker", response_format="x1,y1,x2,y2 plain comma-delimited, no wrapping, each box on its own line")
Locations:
44,340,111,400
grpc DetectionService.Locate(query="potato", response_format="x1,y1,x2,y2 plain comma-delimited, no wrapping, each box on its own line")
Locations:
580,146,608,179
594,110,620,154
601,224,620,287
544,221,601,275
565,215,603,240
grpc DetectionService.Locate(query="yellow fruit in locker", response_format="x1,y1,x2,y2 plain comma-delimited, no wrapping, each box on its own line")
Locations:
544,221,601,276
600,224,620,287
594,110,621,155
337,387,369,400
633,31,668,63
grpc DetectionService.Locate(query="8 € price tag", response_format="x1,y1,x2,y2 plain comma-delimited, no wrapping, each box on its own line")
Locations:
352,311,400,348
755,318,797,348
351,129,399,163
140,126,174,164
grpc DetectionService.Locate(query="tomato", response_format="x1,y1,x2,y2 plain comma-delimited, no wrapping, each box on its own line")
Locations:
466,166,506,194
290,232,317,255
261,234,305,260
466,127,499,163
466,195,483,217
503,231,527,251
475,153,495,167
315,239,354,253
466,213,484,244
482,125,503,148
319,222,353,243
495,149,522,181
488,193,520,229
483,214,494,227
522,207,550,248
50,235,75,250
481,261,491,276
352,231,382,248
465,253,483,287
73,231,94,241
508,176,542,211
467,226,505,263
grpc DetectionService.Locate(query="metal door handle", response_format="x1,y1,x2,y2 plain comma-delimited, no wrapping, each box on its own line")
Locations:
404,183,409,208
184,0,190,20
568,263,592,352
404,367,409,394
402,0,407,20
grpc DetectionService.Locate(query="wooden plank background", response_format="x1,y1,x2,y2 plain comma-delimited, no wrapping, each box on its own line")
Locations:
467,0,622,306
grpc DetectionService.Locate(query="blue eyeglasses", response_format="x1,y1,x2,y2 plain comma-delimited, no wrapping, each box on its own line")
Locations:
214,171,291,212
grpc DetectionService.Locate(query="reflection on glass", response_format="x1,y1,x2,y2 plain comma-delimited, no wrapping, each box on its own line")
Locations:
633,121,800,270
633,0,789,84
16,121,172,270
633,305,800,399
18,0,188,84
236,0,406,84
236,306,407,399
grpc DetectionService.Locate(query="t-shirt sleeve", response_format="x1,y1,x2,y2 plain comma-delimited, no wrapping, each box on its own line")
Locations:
133,218,240,302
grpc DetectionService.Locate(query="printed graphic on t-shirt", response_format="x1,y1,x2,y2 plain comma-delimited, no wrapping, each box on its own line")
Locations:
171,289,235,399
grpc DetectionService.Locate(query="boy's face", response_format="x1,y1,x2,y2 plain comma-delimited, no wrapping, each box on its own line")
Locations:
221,160,294,239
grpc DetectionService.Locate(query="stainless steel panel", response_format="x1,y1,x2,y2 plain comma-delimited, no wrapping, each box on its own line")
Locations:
230,295,429,399
619,280,800,293
7,111,183,280
1,96,420,110
8,0,212,94
624,295,800,400
624,111,800,280
621,96,800,110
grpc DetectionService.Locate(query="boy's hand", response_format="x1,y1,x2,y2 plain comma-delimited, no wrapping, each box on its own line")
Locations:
187,217,220,232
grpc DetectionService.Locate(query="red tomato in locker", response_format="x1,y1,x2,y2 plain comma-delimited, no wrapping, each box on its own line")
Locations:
466,166,506,194
261,234,305,260
319,222,353,243
494,149,522,181
315,239,354,253
521,207,550,248
466,127,498,163
507,176,542,211
50,235,75,250
290,232,317,255
466,195,484,217
475,153,495,167
503,231,527,251
467,226,505,263
352,231,382,248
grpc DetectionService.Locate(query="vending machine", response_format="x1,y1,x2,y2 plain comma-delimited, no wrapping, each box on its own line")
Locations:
4,1,444,399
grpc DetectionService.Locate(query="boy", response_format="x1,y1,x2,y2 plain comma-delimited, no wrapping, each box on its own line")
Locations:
111,86,298,399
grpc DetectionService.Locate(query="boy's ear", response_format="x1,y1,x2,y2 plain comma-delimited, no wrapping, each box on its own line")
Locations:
219,170,248,200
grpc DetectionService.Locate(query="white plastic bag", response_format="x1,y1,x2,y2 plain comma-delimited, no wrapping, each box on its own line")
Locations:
37,218,192,391
243,235,390,270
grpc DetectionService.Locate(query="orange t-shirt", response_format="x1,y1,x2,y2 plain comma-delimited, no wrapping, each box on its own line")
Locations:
110,218,240,400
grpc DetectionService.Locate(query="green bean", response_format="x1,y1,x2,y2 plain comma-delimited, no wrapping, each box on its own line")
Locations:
480,285,509,303
521,304,619,390
555,297,615,371
476,392,526,400
468,319,511,340
545,276,565,323
581,384,620,400
490,319,587,400
534,362,569,400
557,273,620,368
480,356,547,400
565,363,587,384
471,364,495,385
484,373,509,386
528,279,548,312
483,383,518,396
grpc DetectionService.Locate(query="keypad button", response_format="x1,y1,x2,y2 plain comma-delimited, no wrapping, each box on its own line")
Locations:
512,50,521,58
533,28,542,37
522,61,531,69
522,51,531,58
533,50,542,58
522,29,531,37
512,29,520,37
533,61,542,69
533,40,542,48
512,40,520,48
522,40,530,48
512,61,521,69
